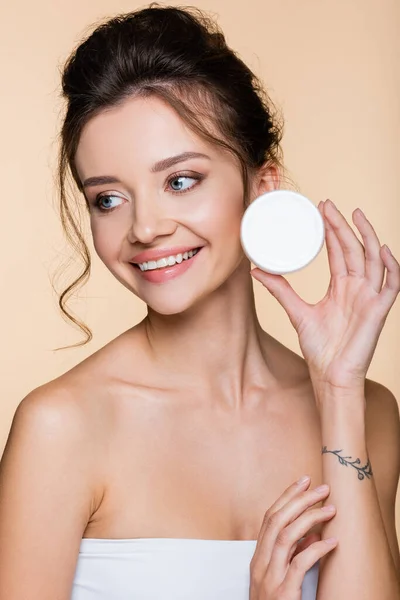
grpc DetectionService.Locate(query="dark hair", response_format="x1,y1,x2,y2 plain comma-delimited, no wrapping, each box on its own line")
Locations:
54,3,284,350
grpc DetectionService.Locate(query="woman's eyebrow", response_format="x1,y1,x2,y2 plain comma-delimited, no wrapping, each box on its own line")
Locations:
150,151,210,173
82,151,210,189
83,175,121,189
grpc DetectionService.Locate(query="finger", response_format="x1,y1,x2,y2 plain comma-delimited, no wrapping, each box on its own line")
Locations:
379,245,400,310
352,208,385,292
250,270,311,330
289,532,321,561
324,200,365,277
252,477,312,569
284,539,338,592
252,481,330,574
318,201,348,278
255,480,311,545
268,504,336,575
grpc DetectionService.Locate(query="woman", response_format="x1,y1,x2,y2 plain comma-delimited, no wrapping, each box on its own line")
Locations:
0,4,399,600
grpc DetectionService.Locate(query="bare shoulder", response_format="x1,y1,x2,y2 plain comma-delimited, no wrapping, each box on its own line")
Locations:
14,378,90,430
0,378,106,597
364,377,399,415
4,376,106,514
22,325,151,449
58,322,147,385
364,377,400,475
11,368,108,462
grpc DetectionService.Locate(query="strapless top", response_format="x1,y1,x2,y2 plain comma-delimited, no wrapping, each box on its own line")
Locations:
71,537,319,599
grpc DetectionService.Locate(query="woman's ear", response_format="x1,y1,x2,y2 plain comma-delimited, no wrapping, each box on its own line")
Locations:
251,163,280,200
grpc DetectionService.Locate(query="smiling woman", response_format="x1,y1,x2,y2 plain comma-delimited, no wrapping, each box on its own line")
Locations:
55,5,284,337
0,3,399,600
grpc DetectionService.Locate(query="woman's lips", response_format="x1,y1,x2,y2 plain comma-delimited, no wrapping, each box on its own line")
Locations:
132,247,203,284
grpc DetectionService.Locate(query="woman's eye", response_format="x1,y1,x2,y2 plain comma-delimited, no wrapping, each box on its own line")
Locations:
95,194,124,212
93,175,200,212
168,175,198,193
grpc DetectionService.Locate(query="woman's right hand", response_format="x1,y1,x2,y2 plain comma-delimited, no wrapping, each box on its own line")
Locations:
249,476,338,599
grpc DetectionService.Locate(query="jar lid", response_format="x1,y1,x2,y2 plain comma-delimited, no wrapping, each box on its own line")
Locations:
240,190,325,274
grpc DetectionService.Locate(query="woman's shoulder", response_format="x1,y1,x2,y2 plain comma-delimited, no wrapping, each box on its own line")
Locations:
16,327,143,431
8,336,131,497
51,324,146,392
15,373,106,451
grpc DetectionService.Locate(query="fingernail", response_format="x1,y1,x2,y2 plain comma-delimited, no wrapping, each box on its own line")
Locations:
325,537,338,545
321,504,335,512
297,475,310,485
384,245,392,256
315,484,329,493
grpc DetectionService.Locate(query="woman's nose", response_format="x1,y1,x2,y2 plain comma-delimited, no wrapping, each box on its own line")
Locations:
127,201,176,245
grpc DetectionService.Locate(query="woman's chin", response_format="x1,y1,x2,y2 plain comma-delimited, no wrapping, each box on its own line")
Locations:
145,295,199,317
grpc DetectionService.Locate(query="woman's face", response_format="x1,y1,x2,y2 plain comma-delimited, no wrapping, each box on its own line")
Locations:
75,95,260,315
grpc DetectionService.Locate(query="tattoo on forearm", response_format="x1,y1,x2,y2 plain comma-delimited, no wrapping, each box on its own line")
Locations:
321,446,373,480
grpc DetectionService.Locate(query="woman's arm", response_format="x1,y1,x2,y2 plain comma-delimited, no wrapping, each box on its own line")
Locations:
0,384,101,600
251,198,400,599
315,379,400,600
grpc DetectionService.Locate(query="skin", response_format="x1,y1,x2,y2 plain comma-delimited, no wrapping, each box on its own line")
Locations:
69,94,327,541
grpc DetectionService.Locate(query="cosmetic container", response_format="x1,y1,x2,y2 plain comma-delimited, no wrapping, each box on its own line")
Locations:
240,190,325,274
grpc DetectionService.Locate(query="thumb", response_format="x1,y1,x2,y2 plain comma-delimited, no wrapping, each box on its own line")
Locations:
251,268,310,330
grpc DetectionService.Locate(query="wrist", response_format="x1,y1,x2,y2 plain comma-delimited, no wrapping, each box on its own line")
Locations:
310,378,365,403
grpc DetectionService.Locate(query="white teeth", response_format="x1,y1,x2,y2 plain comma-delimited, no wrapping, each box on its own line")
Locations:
136,248,199,271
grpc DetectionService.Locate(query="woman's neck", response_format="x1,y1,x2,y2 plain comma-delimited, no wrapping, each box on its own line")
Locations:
138,266,280,409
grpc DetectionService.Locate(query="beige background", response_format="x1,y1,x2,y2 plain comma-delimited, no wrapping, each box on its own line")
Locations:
1,0,399,535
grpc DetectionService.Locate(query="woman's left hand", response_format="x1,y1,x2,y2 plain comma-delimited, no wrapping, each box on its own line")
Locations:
251,199,400,395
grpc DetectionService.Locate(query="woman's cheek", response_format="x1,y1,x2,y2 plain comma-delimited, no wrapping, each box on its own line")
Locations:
91,226,119,265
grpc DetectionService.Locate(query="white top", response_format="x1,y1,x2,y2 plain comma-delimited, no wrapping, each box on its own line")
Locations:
71,537,319,600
